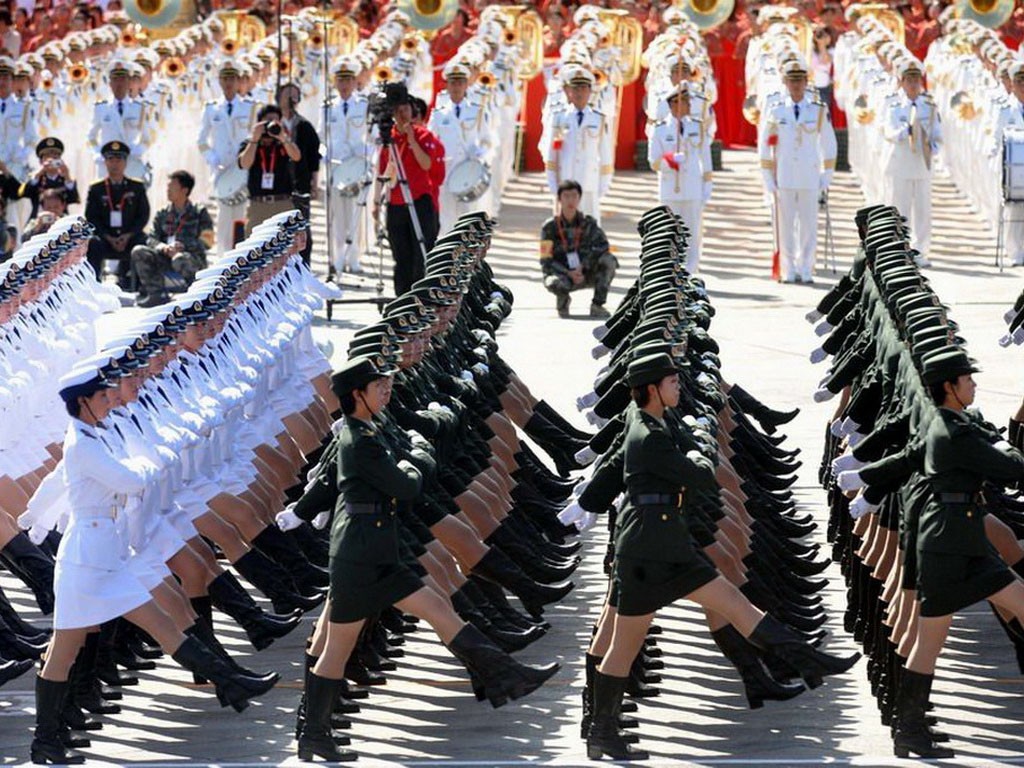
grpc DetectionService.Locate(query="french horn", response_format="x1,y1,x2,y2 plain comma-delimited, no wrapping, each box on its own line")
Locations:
396,0,459,34
956,0,1014,29
673,0,736,32
125,0,196,34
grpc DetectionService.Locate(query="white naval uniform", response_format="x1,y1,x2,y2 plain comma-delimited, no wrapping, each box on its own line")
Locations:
0,95,36,181
758,95,837,281
539,105,613,224
428,97,494,236
647,114,713,273
993,97,1024,264
197,96,256,256
87,98,151,182
883,91,942,260
49,419,154,630
322,94,371,273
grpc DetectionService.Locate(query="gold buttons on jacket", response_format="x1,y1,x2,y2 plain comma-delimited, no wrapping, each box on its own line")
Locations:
661,514,669,521
966,510,973,518
376,520,382,528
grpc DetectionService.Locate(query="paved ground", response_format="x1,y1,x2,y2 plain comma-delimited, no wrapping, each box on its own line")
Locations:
4,150,1024,765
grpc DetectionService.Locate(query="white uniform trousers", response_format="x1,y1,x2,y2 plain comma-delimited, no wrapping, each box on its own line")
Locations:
215,199,247,256
889,176,932,258
777,188,819,281
328,193,364,273
666,200,704,274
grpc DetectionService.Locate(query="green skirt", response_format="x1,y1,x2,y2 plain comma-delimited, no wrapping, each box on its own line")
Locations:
917,548,1014,618
328,557,423,623
611,552,717,617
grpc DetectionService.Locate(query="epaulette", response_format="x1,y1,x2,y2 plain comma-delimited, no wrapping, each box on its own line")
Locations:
95,99,109,105
921,92,935,104
126,176,145,185
88,178,105,187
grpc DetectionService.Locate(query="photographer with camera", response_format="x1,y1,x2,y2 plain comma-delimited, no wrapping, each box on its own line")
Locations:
238,103,301,237
372,86,443,297
19,137,79,220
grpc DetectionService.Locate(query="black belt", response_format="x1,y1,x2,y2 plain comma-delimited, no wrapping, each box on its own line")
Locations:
631,493,683,508
343,501,394,516
937,492,978,504
251,194,292,202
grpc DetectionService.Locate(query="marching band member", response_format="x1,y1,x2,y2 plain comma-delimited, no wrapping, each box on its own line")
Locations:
427,60,493,236
538,65,613,224
882,60,941,267
758,58,837,284
86,59,151,185
647,83,713,274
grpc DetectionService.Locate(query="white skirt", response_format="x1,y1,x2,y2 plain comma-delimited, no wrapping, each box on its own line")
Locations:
53,518,152,630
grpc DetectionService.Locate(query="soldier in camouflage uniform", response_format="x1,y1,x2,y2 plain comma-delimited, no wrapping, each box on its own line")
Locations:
539,179,617,319
130,169,214,307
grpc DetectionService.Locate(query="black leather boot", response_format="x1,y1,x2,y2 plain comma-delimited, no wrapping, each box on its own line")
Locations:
71,633,120,715
94,621,138,687
586,671,648,761
251,526,329,593
711,625,805,708
0,613,47,660
0,651,31,688
207,570,302,650
0,532,55,615
892,670,954,759
171,635,275,713
533,399,595,443
184,619,279,688
446,624,559,708
0,583,47,642
748,615,860,687
296,672,357,762
30,677,85,765
232,549,325,614
470,547,573,618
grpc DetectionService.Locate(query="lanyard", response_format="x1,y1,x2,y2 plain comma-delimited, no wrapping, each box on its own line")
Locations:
104,179,127,212
258,145,278,175
170,207,189,238
555,214,582,255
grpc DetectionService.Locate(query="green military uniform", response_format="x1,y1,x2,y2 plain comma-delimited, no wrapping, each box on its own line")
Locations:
539,210,617,315
131,200,214,302
325,360,425,624
612,354,718,617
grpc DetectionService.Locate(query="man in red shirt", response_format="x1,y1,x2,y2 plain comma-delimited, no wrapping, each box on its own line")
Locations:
374,95,444,297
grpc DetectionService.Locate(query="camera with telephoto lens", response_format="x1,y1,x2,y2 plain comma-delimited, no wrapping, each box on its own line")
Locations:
368,81,409,147
266,121,283,137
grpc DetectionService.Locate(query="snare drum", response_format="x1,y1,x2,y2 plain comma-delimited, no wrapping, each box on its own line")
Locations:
213,165,249,207
1003,127,1024,203
330,156,371,197
447,158,491,203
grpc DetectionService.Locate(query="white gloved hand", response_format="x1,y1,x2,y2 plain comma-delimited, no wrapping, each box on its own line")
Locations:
805,309,824,324
1013,326,1024,345
472,346,488,361
17,509,37,532
1004,308,1017,324
28,525,48,545
490,291,504,300
839,416,860,436
809,347,828,364
592,343,611,359
593,325,609,341
577,392,599,410
312,511,330,530
836,469,865,492
575,445,598,465
993,439,1014,452
813,387,835,403
575,511,598,531
818,172,831,192
847,431,866,448
471,362,489,377
397,459,419,475
460,369,474,381
832,452,865,474
999,333,1014,348
276,507,303,531
572,479,590,499
330,418,345,436
702,182,713,204
849,494,878,520
557,501,586,526
586,410,607,428
830,420,845,438
815,320,834,337
764,177,778,195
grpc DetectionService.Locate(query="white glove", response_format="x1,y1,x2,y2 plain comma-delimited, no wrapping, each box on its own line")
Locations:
557,501,586,526
572,479,590,499
847,431,866,448
575,511,598,531
27,525,49,545
836,469,865,492
702,183,713,204
17,509,38,532
1013,326,1024,345
397,459,419,475
593,325,609,341
408,430,430,449
813,387,835,403
575,445,598,465
586,410,607,428
592,343,611,359
805,309,824,324
999,333,1014,348
849,494,878,520
818,172,831,192
312,511,330,530
832,452,865,474
1005,308,1017,324
839,416,860,436
577,391,599,410
490,291,503,301
809,347,828,364
815,320,833,337
993,439,1014,452
471,362,489,376
276,507,303,531
472,346,488,361
460,369,474,381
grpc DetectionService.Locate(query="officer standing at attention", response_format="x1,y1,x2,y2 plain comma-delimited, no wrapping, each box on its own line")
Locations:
758,58,836,284
87,59,151,183
883,60,941,267
321,56,370,276
647,82,713,274
197,60,256,256
0,55,36,182
539,179,617,319
539,66,613,224
85,141,150,287
427,60,493,236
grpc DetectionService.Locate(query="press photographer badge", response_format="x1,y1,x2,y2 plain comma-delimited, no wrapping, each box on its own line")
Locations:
261,172,275,190
566,250,581,270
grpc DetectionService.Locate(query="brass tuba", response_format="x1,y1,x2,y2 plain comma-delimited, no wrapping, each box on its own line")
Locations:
373,65,395,84
955,0,1014,28
161,56,185,78
848,3,906,42
741,94,760,125
853,94,876,125
125,0,196,35
598,9,644,85
673,0,736,32
491,6,544,80
216,8,266,54
397,0,459,34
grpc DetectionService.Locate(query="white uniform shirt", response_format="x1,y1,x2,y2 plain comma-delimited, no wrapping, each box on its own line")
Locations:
647,114,712,202
883,91,942,180
87,98,151,160
758,95,837,191
428,98,493,171
0,95,36,176
197,96,256,173
539,104,613,197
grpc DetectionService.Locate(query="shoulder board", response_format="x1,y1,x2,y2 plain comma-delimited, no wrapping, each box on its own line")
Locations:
95,99,109,104
359,426,375,437
690,115,704,124
921,92,935,102
592,109,605,117
126,176,145,185
88,178,105,187
811,98,826,108
204,99,217,106
655,117,670,126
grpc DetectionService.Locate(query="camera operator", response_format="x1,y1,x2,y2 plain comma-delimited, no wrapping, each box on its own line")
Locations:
276,82,321,265
20,137,80,220
238,103,301,237
373,91,443,297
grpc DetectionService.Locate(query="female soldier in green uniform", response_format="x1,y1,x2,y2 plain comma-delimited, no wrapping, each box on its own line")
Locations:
891,348,1024,760
587,353,859,761
296,356,559,763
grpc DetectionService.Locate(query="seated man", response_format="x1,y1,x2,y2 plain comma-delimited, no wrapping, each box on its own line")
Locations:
21,187,67,239
539,179,617,319
130,169,214,307
85,140,150,287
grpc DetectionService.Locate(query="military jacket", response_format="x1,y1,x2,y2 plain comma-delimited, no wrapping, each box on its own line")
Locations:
539,211,610,277
145,202,214,258
84,176,150,238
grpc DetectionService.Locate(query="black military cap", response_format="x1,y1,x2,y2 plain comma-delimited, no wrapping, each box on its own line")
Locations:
920,348,979,385
331,356,393,396
626,352,679,387
101,140,130,159
35,137,64,157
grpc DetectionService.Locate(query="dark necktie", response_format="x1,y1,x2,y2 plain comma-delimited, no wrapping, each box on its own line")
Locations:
1,101,6,115
794,103,800,121
455,104,461,119
227,101,233,116
117,101,123,116
576,110,584,126
342,101,348,116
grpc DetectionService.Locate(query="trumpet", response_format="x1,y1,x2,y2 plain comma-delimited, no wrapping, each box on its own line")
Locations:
40,72,54,91
278,56,291,75
477,71,496,88
221,38,239,55
161,56,185,78
741,94,760,125
373,65,394,83
502,28,517,45
401,36,419,52
69,64,89,84
309,29,325,47
121,30,138,46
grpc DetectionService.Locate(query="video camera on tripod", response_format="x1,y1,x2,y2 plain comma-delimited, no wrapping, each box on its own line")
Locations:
368,81,410,147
